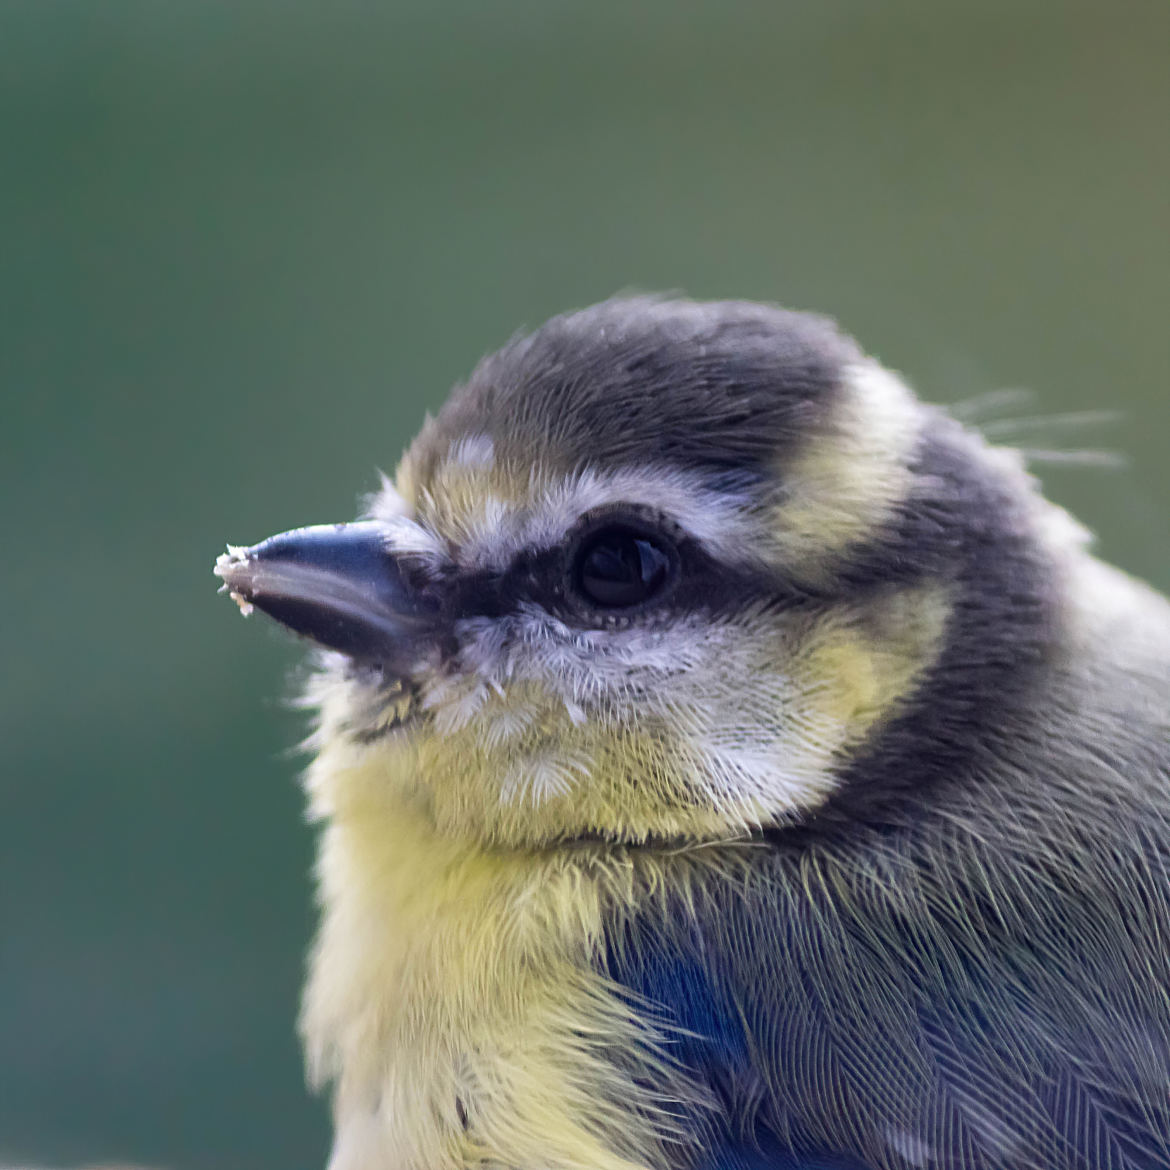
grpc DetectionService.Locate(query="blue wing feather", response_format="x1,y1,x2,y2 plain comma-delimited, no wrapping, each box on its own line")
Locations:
601,841,1170,1170
605,916,878,1169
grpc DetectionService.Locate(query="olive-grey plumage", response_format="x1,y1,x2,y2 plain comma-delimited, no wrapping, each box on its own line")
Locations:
218,297,1170,1169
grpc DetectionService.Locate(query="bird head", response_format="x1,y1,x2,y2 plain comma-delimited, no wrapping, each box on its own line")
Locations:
216,297,1071,849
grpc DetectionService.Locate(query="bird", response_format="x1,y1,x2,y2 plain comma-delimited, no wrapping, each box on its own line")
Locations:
214,297,1170,1170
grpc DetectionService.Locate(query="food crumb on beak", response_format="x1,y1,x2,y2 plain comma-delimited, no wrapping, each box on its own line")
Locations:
214,547,255,615
228,591,255,617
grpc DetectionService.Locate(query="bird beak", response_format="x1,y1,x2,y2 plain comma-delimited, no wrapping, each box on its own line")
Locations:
214,521,440,671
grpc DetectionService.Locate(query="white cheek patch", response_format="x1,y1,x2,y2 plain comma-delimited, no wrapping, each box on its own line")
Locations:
403,581,947,843
417,609,827,826
590,614,850,822
677,681,850,822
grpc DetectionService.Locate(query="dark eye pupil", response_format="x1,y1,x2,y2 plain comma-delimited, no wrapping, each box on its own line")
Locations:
577,530,672,607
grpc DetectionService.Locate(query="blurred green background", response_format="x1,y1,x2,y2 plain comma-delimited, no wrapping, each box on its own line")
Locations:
2,1,1167,1167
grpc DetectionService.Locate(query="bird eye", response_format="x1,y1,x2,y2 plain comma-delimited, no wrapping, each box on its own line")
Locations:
573,526,676,609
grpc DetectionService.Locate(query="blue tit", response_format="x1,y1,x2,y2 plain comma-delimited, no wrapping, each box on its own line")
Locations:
215,297,1170,1170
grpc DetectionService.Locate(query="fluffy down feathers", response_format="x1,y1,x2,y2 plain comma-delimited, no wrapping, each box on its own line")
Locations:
218,298,1170,1169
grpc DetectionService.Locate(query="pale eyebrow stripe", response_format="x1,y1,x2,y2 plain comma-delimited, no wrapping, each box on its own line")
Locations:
451,464,768,572
379,360,925,584
454,366,923,579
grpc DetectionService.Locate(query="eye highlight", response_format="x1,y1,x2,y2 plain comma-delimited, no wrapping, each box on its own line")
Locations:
573,525,677,609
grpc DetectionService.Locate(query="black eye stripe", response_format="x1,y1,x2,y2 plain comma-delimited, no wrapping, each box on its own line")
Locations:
443,506,842,628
